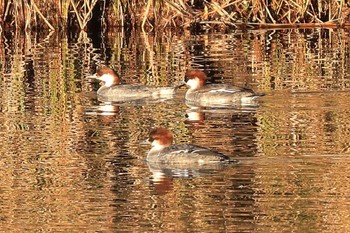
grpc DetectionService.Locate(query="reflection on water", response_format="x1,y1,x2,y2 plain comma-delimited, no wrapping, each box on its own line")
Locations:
1,28,350,231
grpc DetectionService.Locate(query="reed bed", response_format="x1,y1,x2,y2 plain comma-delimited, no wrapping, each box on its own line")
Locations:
0,0,349,32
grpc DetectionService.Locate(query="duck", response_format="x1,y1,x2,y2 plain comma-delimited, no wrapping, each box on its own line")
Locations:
145,127,235,164
87,67,176,102
184,70,264,107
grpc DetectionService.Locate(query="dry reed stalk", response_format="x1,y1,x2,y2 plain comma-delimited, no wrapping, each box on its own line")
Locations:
59,0,71,26
141,0,152,31
32,1,55,30
70,0,99,30
0,0,350,32
141,30,156,79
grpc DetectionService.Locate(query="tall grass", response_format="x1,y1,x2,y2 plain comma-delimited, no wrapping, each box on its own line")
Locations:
0,0,99,31
0,0,349,32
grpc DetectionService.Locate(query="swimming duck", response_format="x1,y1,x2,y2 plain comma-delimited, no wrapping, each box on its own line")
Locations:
146,127,234,164
184,70,264,107
87,67,176,102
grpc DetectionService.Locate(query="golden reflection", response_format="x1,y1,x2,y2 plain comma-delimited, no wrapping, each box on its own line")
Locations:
0,30,115,231
1,28,350,231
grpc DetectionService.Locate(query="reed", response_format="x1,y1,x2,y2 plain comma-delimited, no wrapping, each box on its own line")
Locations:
0,0,349,32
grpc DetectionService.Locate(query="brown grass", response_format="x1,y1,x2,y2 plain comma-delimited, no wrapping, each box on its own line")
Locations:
0,0,349,32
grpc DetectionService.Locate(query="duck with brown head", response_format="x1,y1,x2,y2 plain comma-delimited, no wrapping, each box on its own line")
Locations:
145,127,235,165
87,67,177,102
184,70,264,107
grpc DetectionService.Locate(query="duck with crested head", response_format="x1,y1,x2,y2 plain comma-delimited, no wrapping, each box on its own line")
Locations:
184,70,264,107
87,67,176,102
145,127,236,165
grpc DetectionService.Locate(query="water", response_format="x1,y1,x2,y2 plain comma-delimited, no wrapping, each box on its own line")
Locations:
1,28,350,232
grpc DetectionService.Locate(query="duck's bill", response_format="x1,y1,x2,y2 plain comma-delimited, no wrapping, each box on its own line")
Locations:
176,83,186,89
139,139,151,145
86,73,97,79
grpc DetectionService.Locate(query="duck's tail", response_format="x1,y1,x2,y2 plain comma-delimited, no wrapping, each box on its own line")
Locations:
254,92,265,97
241,92,265,105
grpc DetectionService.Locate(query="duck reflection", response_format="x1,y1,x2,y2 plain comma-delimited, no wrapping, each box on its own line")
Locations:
184,106,260,158
85,102,121,125
185,105,258,127
85,102,120,116
147,160,234,195
185,102,259,115
148,160,232,178
185,107,205,123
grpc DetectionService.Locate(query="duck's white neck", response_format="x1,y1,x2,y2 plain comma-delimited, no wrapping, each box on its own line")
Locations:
101,74,117,87
149,140,168,154
186,78,202,90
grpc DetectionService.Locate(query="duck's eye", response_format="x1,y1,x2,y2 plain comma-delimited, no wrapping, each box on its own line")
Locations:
148,137,154,143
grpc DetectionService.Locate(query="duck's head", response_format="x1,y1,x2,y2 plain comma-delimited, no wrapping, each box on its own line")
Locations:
184,70,207,90
148,127,173,150
87,67,120,87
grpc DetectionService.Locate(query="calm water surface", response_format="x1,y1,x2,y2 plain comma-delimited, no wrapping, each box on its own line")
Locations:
1,28,350,232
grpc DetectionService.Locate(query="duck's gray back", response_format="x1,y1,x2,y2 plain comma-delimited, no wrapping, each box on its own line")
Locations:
186,84,260,107
97,84,175,102
147,144,230,164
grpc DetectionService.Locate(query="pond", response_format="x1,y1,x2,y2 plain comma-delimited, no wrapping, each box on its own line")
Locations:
1,28,350,232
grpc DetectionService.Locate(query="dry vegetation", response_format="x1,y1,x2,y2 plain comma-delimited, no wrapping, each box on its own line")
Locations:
0,0,350,32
